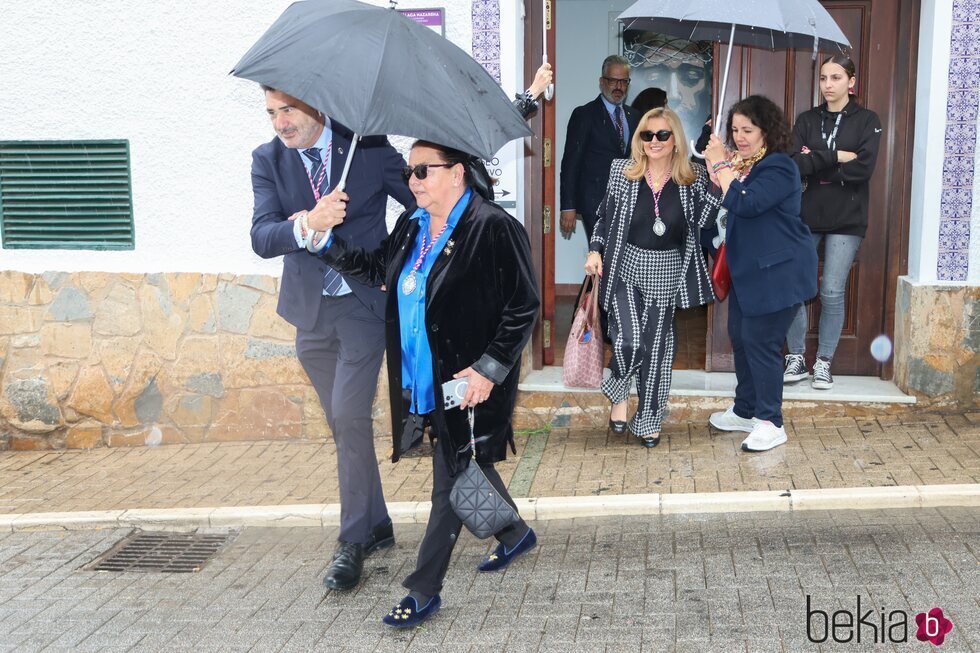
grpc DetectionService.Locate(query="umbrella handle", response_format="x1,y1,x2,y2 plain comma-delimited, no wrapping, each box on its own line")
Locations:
694,25,737,163
542,51,553,101
335,132,360,193
542,0,552,101
307,133,361,254
307,227,333,253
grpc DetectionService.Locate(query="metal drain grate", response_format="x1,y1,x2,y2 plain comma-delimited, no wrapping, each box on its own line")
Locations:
86,530,237,573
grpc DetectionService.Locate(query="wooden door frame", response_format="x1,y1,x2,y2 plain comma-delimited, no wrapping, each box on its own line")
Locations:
879,0,918,380
523,0,554,369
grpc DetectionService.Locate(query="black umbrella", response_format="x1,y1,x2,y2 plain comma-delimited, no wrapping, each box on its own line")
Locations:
231,0,531,165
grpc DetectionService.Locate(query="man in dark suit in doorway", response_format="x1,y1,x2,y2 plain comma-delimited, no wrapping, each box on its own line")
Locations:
560,55,640,240
250,87,414,591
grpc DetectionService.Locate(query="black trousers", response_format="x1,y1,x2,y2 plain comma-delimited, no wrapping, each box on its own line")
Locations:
402,421,528,596
728,285,799,428
295,294,388,545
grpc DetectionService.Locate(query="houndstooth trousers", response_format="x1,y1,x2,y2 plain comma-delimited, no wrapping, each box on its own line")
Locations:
601,244,682,436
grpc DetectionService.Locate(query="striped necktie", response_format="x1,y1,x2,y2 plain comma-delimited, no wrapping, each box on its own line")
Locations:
301,147,329,197
614,106,625,153
301,148,347,296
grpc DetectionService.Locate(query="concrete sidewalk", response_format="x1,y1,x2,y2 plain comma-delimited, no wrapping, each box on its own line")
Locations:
2,509,978,651
1,411,978,529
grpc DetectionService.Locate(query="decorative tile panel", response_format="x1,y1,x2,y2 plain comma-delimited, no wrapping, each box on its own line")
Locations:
939,0,980,281
471,0,501,83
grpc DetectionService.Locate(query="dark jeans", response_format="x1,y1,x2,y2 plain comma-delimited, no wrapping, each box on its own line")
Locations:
728,286,800,428
402,418,528,597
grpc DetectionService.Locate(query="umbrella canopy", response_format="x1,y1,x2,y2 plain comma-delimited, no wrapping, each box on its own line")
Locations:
618,0,850,52
231,0,531,161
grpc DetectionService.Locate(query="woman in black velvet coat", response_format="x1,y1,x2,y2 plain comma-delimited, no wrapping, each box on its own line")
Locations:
318,140,539,628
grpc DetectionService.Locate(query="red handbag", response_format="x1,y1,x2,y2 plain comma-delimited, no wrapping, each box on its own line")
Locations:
711,242,731,301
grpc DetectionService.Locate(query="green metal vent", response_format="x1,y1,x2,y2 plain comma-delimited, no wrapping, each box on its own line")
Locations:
0,140,135,250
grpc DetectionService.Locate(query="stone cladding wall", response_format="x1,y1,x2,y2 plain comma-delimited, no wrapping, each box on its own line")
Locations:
894,277,980,408
0,271,390,450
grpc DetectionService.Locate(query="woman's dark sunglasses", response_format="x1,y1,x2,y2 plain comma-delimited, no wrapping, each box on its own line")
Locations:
402,163,454,181
639,129,673,142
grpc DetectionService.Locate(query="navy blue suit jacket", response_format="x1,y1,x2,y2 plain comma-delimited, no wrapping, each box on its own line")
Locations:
250,124,414,329
560,95,640,228
723,153,818,316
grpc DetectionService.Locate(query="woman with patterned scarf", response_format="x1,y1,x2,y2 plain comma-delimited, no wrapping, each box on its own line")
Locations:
703,95,818,453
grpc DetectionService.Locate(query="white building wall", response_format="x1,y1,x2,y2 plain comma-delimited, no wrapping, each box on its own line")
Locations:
908,0,954,284
0,0,492,276
908,0,980,285
3,0,974,286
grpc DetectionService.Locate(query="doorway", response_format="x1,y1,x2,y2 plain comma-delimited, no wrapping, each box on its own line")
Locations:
549,0,714,370
524,0,917,378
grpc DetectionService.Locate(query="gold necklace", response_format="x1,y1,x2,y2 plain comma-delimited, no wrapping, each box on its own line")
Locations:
646,163,672,190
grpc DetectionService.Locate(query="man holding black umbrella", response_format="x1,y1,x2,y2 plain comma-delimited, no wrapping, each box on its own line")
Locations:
249,87,414,592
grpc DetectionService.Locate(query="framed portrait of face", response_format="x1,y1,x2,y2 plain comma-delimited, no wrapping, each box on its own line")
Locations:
622,30,714,147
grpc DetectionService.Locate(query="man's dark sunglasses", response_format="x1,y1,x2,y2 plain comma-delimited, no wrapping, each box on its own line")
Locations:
601,76,631,87
402,163,454,182
639,129,673,142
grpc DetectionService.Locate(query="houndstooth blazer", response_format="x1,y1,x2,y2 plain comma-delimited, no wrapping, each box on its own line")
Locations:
590,159,722,311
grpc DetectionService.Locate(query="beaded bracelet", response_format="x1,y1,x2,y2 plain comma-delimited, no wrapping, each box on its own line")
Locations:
711,161,732,172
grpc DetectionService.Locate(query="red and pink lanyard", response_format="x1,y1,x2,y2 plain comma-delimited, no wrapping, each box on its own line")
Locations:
304,144,331,201
410,222,449,273
644,169,672,217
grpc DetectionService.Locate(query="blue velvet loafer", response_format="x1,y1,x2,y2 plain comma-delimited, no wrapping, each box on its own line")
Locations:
381,594,441,628
477,528,537,572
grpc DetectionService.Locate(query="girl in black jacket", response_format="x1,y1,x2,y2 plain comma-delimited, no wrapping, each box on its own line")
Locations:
784,54,882,390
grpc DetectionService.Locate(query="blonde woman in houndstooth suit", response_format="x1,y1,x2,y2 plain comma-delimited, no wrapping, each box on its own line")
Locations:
585,108,721,447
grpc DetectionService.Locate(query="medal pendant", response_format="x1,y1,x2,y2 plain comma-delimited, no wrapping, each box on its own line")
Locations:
401,271,418,295
653,219,666,237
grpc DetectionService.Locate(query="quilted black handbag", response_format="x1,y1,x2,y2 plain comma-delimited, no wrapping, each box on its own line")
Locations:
449,408,520,539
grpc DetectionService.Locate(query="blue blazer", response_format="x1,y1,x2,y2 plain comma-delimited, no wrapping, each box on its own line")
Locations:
250,123,414,328
723,153,818,316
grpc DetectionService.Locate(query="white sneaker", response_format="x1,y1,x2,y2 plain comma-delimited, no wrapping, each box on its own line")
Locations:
708,406,759,433
740,421,788,452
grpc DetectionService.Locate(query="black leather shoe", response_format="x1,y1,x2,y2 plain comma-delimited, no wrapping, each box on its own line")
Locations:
640,434,660,448
608,419,628,435
323,541,364,590
365,518,395,556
